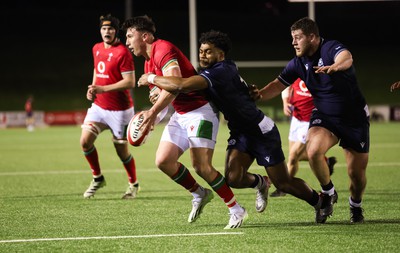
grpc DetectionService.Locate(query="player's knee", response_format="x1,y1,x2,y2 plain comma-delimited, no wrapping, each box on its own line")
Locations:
80,136,93,150
112,137,127,145
155,156,172,172
224,172,241,188
81,123,101,137
306,148,320,161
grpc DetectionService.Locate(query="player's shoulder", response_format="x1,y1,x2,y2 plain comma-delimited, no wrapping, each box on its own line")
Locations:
92,42,103,50
321,39,346,51
155,39,184,55
154,39,174,47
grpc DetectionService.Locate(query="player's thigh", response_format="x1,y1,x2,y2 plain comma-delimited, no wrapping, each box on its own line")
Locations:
155,140,183,167
225,149,253,176
306,126,337,155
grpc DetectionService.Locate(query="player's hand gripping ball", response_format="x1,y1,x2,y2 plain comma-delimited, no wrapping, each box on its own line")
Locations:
127,113,150,146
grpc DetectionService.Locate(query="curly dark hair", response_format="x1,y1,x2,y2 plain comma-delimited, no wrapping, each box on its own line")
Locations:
290,17,319,37
199,30,232,56
121,15,156,34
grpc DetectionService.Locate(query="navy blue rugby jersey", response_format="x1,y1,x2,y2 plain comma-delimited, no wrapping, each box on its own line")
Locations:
200,59,266,133
278,39,368,122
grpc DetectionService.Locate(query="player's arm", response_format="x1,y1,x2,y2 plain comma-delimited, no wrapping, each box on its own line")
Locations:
390,81,400,92
281,86,293,116
314,50,353,74
89,71,135,94
149,61,181,113
257,78,287,101
138,60,185,131
86,69,97,101
138,73,207,93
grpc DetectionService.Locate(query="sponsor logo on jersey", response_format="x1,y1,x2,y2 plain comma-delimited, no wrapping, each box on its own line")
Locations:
318,58,324,67
107,53,113,62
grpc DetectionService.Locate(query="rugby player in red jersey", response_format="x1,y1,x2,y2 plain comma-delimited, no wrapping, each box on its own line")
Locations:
80,14,139,199
122,16,260,229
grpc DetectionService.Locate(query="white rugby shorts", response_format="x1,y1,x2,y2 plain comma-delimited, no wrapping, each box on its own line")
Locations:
288,116,309,144
84,103,134,139
160,103,219,151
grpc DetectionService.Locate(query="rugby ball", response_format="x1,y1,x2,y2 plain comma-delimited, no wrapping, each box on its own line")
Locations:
127,113,150,146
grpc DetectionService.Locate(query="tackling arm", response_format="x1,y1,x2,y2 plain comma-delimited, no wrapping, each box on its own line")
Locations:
281,86,293,116
138,74,208,93
258,78,287,101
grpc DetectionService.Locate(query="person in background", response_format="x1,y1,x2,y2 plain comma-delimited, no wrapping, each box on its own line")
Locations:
255,17,369,224
269,78,336,197
80,14,139,199
25,95,34,132
138,30,324,225
122,16,252,229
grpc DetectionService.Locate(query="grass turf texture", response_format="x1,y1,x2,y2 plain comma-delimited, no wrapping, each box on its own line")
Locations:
0,122,399,252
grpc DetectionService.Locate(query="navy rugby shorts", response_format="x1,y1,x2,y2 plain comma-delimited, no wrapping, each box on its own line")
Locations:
309,110,370,153
227,125,285,167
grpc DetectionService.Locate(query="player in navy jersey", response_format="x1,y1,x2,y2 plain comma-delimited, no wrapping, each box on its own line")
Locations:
138,30,324,223
269,79,336,198
254,17,369,224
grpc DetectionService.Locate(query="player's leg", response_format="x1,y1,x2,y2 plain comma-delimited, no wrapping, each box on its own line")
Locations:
80,121,107,198
344,149,368,224
224,148,270,216
156,118,213,223
266,161,320,208
341,116,369,224
271,140,305,198
189,146,247,228
306,126,339,223
108,107,139,199
287,140,305,177
287,117,309,177
113,140,139,199
272,117,307,197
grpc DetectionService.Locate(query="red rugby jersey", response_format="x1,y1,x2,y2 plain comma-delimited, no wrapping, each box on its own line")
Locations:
92,42,135,110
145,39,208,114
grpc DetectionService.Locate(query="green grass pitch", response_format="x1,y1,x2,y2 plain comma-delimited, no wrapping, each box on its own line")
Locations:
0,121,399,252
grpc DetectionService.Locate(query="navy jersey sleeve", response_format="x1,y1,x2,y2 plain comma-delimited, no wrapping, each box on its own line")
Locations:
200,60,265,132
278,58,303,87
320,40,347,66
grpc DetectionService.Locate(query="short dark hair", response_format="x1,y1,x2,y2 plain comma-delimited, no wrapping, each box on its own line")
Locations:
199,30,232,56
99,14,120,31
290,17,319,37
121,15,156,34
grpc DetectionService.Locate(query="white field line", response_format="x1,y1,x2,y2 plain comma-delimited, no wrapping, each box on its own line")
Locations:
0,162,399,176
0,232,244,244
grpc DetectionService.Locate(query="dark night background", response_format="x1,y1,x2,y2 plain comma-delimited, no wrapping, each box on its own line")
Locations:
2,0,400,111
